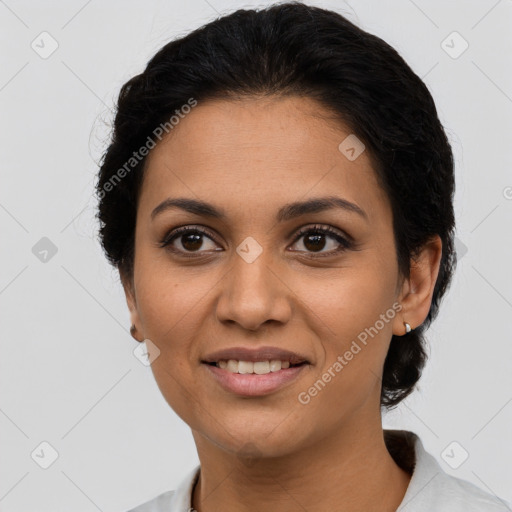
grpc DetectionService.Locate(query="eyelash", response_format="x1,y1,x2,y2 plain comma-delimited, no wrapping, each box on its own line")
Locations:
158,224,354,259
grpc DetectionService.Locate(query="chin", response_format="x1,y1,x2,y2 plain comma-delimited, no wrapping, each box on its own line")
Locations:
209,422,304,460
229,438,295,461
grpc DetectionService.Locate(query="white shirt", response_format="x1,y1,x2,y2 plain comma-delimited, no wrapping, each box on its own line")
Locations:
127,429,511,511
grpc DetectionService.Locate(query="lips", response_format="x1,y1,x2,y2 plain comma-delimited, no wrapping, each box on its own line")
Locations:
201,346,310,366
201,345,310,396
203,361,308,396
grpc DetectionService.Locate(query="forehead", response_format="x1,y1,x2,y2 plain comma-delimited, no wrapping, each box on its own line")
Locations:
139,96,390,225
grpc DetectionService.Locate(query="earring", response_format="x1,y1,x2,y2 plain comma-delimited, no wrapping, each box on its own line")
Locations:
404,322,412,334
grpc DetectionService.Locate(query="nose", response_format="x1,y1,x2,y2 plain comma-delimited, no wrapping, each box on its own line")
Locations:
215,248,292,332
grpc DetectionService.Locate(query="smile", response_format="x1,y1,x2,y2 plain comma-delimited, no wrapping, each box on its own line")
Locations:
202,361,308,396
208,359,306,374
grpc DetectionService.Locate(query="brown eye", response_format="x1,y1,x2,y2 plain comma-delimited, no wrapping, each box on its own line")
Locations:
290,225,353,257
179,232,205,252
302,232,327,252
159,226,220,255
159,224,354,259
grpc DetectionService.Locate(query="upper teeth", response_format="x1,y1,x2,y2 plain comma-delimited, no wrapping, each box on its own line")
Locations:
216,359,291,374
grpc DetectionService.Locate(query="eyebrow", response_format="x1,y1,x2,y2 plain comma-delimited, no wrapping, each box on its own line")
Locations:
151,195,368,223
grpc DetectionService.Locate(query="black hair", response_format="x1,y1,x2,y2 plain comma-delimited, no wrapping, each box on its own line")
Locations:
96,1,457,409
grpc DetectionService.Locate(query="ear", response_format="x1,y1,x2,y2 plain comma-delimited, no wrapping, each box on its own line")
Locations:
393,235,443,336
120,269,143,342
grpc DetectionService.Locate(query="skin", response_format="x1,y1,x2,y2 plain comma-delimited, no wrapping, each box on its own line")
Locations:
122,95,442,512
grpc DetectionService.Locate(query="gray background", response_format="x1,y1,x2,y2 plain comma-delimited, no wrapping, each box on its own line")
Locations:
1,0,511,510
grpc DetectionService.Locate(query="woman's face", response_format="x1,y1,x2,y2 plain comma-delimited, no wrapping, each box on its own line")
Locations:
125,96,416,458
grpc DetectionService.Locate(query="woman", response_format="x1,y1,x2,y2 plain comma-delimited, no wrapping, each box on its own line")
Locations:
96,3,510,511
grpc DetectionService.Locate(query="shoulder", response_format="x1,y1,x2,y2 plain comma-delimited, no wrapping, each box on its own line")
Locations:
126,490,176,512
385,429,511,512
419,471,511,511
125,464,200,512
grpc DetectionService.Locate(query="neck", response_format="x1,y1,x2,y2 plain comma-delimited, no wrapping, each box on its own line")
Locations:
191,424,412,512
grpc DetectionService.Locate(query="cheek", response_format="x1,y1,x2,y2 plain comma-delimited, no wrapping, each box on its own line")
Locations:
297,327,389,427
298,264,395,342
150,358,208,430
294,266,396,399
135,261,213,342
132,263,219,419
